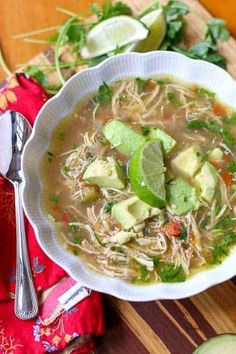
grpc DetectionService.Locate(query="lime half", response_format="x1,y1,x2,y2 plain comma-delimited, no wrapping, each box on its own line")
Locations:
129,140,166,207
80,16,149,59
126,9,166,53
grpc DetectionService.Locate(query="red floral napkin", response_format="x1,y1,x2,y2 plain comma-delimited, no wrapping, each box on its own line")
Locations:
0,74,104,353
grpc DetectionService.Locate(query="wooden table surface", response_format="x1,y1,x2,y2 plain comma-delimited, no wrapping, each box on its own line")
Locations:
0,0,100,81
1,1,236,354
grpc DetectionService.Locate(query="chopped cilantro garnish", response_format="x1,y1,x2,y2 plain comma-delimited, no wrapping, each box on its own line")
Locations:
140,265,150,282
73,236,82,245
195,87,215,98
187,119,234,145
135,77,147,90
227,161,236,173
158,262,186,282
72,143,78,149
63,166,70,174
69,225,79,234
152,256,159,266
50,195,59,205
216,216,233,230
179,224,188,240
224,112,236,125
141,127,150,136
156,80,165,86
104,201,118,213
58,131,66,141
167,91,175,101
96,83,112,104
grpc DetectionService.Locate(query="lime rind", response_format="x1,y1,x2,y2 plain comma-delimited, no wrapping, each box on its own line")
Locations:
126,9,166,53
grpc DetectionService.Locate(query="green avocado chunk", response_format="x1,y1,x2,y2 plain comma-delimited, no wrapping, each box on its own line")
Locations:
193,334,236,354
148,128,176,154
194,162,217,203
167,178,200,216
103,120,145,155
112,195,160,229
83,157,126,189
171,146,202,178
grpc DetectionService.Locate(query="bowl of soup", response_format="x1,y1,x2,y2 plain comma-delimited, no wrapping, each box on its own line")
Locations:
22,51,236,300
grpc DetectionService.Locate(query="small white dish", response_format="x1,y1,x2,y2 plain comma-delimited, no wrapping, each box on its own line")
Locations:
22,51,236,301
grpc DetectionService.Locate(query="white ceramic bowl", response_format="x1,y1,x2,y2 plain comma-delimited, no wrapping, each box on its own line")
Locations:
22,51,236,301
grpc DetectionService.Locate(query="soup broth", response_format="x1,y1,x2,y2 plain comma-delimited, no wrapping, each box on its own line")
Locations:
41,76,236,284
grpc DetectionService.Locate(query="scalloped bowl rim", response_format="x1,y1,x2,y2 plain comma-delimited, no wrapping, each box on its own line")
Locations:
22,51,236,301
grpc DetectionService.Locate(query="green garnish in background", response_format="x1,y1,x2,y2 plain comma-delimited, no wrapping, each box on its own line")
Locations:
16,0,230,95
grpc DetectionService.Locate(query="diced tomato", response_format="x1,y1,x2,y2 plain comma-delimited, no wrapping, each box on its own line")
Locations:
220,170,233,186
146,80,157,91
163,222,182,238
61,212,71,223
213,103,227,117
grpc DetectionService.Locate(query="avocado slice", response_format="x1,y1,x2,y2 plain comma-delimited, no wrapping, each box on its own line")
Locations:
171,146,202,178
148,128,176,154
193,334,236,354
167,178,200,216
112,195,160,229
103,120,145,155
194,162,217,203
83,157,126,189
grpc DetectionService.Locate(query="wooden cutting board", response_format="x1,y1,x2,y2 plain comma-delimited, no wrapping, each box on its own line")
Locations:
3,1,236,353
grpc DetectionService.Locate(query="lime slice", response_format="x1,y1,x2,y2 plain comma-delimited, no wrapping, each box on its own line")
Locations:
129,140,166,207
137,1,160,18
126,9,166,53
80,16,149,59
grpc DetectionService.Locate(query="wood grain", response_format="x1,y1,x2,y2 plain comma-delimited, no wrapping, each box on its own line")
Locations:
0,0,101,81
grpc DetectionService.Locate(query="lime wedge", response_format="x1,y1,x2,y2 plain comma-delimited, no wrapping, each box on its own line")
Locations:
126,9,166,53
129,140,166,207
80,16,149,59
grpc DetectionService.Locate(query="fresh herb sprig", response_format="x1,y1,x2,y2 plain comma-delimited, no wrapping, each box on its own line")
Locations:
19,0,230,96
187,119,234,146
161,0,229,69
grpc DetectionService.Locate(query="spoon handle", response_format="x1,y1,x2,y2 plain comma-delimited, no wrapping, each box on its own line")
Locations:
13,181,38,320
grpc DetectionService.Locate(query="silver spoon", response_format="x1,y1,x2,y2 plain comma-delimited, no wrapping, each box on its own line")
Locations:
0,110,38,320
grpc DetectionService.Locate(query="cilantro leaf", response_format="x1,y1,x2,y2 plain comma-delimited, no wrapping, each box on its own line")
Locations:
179,224,188,240
96,83,112,104
91,1,132,23
195,87,215,98
69,225,79,234
50,195,59,205
224,112,236,124
227,161,236,173
187,119,234,146
141,127,150,136
104,201,118,212
135,77,147,90
206,19,230,42
158,263,186,282
25,65,47,87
